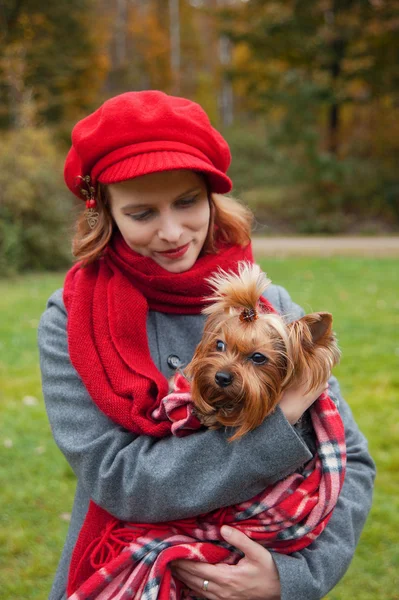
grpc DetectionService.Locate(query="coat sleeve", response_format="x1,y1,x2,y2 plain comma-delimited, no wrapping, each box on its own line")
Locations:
271,286,376,600
38,289,313,523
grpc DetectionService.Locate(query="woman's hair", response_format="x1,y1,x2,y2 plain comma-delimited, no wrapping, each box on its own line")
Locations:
72,184,253,264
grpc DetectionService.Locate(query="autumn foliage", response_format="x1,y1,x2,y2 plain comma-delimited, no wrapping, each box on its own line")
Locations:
0,0,398,271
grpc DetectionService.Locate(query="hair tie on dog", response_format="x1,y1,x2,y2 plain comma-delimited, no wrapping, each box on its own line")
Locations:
239,307,258,322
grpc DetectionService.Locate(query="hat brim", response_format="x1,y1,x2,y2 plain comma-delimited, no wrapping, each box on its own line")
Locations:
97,150,232,195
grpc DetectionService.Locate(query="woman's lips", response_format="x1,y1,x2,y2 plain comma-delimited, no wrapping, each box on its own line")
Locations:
155,242,190,259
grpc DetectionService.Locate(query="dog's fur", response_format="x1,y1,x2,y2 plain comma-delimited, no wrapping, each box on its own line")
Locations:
185,262,340,440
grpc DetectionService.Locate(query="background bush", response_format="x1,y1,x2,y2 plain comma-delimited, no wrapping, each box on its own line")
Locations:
225,123,399,235
0,128,74,275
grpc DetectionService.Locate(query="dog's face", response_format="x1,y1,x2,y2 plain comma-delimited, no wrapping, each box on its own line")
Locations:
183,262,340,441
185,309,340,441
185,311,293,440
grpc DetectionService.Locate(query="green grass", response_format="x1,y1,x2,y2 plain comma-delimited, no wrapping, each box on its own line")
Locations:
0,260,398,599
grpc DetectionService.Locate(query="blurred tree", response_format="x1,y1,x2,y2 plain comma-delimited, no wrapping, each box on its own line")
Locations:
220,0,399,222
0,126,74,274
222,0,398,154
127,1,172,92
0,0,110,129
102,0,220,120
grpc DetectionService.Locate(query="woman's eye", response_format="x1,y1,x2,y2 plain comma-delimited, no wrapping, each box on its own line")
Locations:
250,353,268,365
176,195,198,208
128,210,153,221
216,340,226,352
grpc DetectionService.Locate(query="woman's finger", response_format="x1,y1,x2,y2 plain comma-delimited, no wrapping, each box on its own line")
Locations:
220,526,267,563
171,559,220,580
173,568,220,599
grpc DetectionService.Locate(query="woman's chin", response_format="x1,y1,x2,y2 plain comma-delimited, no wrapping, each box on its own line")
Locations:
154,256,196,273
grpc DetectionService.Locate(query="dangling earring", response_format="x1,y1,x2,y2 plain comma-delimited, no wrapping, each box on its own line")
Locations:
75,175,99,230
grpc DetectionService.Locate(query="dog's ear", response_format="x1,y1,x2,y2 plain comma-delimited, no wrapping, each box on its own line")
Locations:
288,312,335,353
298,312,333,343
285,311,340,393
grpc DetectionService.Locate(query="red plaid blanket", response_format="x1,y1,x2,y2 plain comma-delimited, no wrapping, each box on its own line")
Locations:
68,383,346,600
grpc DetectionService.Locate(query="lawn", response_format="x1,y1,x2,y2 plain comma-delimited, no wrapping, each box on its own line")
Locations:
0,259,398,600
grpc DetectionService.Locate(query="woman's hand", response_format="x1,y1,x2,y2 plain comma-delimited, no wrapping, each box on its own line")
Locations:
171,526,281,599
279,380,329,425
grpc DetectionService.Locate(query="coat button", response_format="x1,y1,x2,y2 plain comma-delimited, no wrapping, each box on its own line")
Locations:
167,354,182,370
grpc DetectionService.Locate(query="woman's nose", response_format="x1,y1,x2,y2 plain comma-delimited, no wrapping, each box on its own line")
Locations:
157,214,183,243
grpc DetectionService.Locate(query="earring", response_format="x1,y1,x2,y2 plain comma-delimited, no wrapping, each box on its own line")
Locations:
75,175,99,229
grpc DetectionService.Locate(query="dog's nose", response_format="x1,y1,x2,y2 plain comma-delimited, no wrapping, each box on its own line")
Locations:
215,371,233,387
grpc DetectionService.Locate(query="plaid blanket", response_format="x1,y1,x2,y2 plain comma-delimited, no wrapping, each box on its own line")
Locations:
68,384,346,600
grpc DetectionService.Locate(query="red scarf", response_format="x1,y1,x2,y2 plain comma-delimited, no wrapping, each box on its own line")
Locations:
63,233,261,594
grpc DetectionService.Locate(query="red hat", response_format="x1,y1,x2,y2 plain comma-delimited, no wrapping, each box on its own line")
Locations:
64,91,232,200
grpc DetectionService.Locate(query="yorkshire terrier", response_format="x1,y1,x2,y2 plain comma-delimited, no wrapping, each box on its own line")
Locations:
184,262,341,441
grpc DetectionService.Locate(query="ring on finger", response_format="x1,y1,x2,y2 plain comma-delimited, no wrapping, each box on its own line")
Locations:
202,579,209,592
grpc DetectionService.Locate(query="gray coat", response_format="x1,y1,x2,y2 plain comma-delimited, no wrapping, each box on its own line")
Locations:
38,283,375,600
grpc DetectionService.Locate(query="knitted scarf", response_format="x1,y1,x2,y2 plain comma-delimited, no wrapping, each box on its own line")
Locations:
63,233,259,595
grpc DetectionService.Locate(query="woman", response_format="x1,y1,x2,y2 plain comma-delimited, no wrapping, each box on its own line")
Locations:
39,90,375,600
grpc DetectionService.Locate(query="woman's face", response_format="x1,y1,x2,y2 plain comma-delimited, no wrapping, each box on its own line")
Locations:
107,170,210,273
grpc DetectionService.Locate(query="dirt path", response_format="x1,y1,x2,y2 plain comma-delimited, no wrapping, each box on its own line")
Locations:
252,236,399,257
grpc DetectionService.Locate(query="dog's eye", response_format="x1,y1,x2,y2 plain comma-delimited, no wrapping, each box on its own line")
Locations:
250,353,268,365
216,340,226,352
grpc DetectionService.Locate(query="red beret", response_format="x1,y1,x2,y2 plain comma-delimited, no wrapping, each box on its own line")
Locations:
64,90,232,200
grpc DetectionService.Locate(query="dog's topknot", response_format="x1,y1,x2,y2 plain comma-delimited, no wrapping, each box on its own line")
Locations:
203,261,271,316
